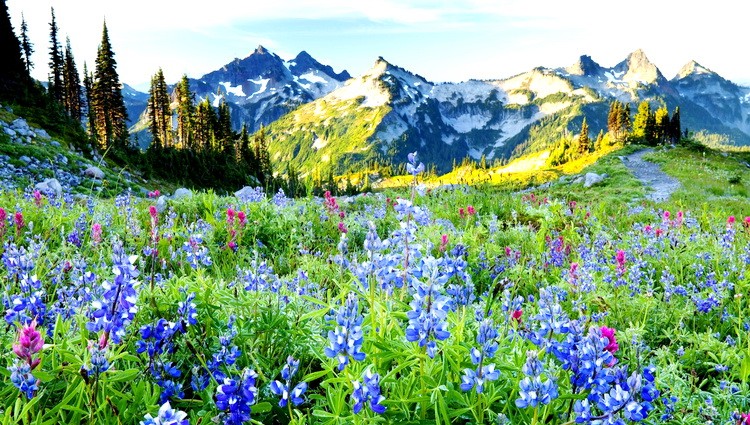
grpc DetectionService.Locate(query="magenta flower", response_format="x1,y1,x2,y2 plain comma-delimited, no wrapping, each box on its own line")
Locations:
14,211,24,232
13,320,44,370
338,222,348,233
728,216,736,228
149,205,158,220
467,205,476,216
738,412,750,425
33,190,42,207
512,309,523,324
439,234,448,252
600,326,619,355
91,223,102,244
227,208,235,223
615,250,626,274
237,211,246,226
459,207,465,218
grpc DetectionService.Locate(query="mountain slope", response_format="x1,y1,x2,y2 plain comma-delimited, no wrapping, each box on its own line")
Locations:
126,46,350,139
265,50,750,176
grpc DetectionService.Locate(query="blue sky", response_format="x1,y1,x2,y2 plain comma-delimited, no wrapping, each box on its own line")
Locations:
8,0,749,90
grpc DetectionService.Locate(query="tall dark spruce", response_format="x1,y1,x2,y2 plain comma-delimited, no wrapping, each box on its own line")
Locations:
20,12,33,74
83,62,95,136
91,21,128,151
0,0,30,101
63,37,82,122
48,7,64,103
175,75,194,150
147,68,171,149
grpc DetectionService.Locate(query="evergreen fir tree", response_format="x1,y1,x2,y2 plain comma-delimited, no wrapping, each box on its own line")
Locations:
63,37,82,121
632,101,652,142
147,68,171,149
20,12,33,73
0,0,30,101
654,106,669,144
48,7,64,103
82,62,95,136
92,21,129,151
578,117,590,154
254,126,272,184
669,107,681,144
215,99,232,151
175,75,195,150
193,98,217,152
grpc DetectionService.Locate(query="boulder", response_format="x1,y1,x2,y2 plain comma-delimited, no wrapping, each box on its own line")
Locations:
50,140,61,147
35,178,63,197
172,188,192,199
35,129,51,140
19,155,31,164
583,172,608,188
155,195,168,213
235,186,263,202
84,166,105,179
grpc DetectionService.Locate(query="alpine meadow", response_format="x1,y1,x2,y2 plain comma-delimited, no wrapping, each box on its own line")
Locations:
3,1,750,424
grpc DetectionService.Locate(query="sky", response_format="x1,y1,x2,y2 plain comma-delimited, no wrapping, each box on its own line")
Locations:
8,0,750,91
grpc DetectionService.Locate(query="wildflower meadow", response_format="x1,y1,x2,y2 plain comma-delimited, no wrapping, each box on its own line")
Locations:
2,153,750,424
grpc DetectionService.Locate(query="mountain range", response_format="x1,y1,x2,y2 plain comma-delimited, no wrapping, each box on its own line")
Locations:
124,48,750,175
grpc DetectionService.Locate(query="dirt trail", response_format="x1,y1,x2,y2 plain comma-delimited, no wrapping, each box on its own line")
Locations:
621,148,681,202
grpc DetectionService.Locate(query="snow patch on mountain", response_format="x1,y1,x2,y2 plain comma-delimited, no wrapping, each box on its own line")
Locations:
247,78,270,98
219,82,245,97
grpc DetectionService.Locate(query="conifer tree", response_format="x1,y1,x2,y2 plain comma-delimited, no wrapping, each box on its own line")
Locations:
63,37,82,121
82,62,95,136
254,126,272,184
48,7,64,102
92,21,129,150
147,68,171,149
215,99,232,151
607,101,620,137
578,117,590,154
175,75,194,150
669,107,681,144
632,101,652,143
193,98,217,152
20,12,33,74
654,106,669,144
0,0,29,101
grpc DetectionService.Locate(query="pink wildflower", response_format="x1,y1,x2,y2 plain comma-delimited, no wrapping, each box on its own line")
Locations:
439,234,448,252
615,250,626,274
91,223,102,244
467,205,476,216
512,309,523,324
600,326,619,355
459,207,465,218
13,319,44,370
33,190,42,207
237,211,246,226
338,222,348,233
227,208,235,223
728,216,736,228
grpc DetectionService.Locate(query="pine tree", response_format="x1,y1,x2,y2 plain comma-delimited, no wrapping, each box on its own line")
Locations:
175,75,194,150
147,68,171,149
82,62,95,136
669,107,681,144
654,106,669,144
48,7,64,102
254,126,272,184
92,21,129,151
62,37,82,121
632,101,652,142
20,12,33,73
578,117,590,155
215,99,232,151
0,0,30,101
607,101,620,137
193,98,217,152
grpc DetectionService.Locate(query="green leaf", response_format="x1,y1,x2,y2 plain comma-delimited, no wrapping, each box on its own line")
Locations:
252,402,272,414
106,368,141,382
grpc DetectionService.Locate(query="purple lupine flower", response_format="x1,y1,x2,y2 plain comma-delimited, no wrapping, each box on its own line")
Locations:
460,319,500,393
141,401,189,425
324,293,365,370
515,351,558,409
351,367,386,414
9,361,38,399
405,256,451,358
270,356,307,407
215,368,258,425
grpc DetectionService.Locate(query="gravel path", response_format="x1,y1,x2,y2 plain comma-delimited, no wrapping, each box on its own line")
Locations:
621,148,681,202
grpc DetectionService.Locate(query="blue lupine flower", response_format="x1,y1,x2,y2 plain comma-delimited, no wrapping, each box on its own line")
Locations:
86,240,140,345
460,319,500,393
181,235,212,269
515,351,558,409
406,257,451,358
141,401,189,425
324,293,365,370
270,356,307,407
9,361,38,399
215,369,258,425
351,367,386,414
406,152,425,176
83,344,110,378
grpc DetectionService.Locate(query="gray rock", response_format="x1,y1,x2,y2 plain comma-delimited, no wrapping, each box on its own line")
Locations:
172,188,192,199
583,172,607,188
35,129,51,140
155,195,168,213
11,118,29,131
235,186,263,201
19,155,32,164
55,154,68,166
50,140,61,147
84,166,105,179
570,176,584,185
3,127,14,137
35,178,62,197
